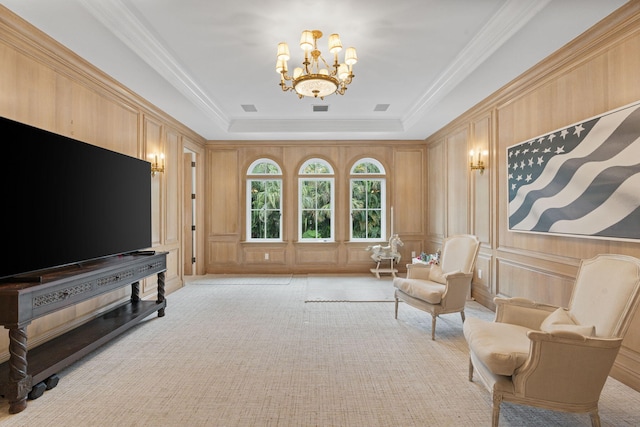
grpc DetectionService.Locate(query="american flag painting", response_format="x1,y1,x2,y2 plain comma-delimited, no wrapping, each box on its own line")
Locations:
507,101,640,241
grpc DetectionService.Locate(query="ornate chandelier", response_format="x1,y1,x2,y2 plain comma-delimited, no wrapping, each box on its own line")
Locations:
276,30,357,99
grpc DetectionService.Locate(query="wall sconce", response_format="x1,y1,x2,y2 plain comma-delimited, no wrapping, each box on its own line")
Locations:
150,153,165,176
469,150,487,174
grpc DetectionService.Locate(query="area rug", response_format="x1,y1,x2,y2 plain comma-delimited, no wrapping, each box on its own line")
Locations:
188,274,292,285
305,275,396,302
3,279,639,426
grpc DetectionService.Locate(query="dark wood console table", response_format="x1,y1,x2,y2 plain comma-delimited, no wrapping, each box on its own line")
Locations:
0,252,167,414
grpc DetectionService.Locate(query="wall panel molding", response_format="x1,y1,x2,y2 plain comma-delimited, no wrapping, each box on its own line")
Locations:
0,6,207,365
495,258,575,305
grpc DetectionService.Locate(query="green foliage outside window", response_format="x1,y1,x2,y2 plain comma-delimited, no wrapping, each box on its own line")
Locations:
351,179,382,239
250,179,281,239
301,179,332,239
248,160,282,240
251,162,280,174
248,158,385,242
303,161,331,174
350,159,384,240
353,161,381,174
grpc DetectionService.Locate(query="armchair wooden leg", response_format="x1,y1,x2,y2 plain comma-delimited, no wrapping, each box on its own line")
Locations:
460,310,466,322
589,408,601,427
468,358,474,381
394,296,399,319
431,314,437,340
492,393,503,427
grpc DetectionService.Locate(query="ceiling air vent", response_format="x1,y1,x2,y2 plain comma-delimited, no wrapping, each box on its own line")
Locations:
313,105,329,112
241,104,258,112
374,104,390,112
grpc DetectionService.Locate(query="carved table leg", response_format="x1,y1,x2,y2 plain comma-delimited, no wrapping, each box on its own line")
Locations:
6,326,31,414
131,281,140,303
156,271,166,317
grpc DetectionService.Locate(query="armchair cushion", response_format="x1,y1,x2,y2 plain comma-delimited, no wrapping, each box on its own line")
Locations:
427,265,462,284
428,265,446,284
540,307,595,337
394,278,446,304
406,263,431,280
463,317,532,376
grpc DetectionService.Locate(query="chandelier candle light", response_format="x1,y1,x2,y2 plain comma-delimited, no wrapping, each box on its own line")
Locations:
276,30,357,99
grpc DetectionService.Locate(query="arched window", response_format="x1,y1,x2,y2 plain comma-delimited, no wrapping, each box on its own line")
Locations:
246,159,282,241
298,158,334,241
350,158,386,240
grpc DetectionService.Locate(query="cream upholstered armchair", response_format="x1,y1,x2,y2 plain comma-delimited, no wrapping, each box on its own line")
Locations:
393,234,480,340
463,254,640,427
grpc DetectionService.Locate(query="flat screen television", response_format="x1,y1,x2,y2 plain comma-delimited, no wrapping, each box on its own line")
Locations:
1,116,152,281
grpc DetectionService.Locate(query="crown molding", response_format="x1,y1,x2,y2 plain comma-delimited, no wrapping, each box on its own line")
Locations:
228,118,403,133
80,0,230,130
402,0,551,129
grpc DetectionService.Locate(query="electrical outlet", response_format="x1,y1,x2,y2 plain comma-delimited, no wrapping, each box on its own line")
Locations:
264,253,269,260
411,251,416,258
478,269,482,279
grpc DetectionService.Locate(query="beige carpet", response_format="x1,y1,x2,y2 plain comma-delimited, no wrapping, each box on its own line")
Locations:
190,274,293,285
305,274,395,302
1,274,639,426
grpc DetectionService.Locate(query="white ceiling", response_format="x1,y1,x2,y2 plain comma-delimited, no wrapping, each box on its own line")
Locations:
1,0,627,141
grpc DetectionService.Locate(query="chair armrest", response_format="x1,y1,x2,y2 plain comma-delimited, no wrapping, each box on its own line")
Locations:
406,263,432,280
442,272,473,293
513,332,623,404
440,273,473,308
444,271,471,280
494,297,558,329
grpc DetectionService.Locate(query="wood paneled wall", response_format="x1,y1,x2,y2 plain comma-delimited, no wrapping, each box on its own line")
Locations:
0,6,207,362
3,0,640,392
205,142,427,274
425,2,640,390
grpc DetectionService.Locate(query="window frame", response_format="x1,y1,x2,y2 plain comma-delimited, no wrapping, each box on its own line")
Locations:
246,159,283,242
349,158,387,242
298,158,335,242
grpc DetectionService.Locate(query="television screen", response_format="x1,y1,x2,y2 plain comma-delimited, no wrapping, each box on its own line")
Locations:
1,116,152,280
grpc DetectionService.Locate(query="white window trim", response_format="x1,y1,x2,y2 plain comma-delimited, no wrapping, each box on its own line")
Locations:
299,158,335,175
298,176,335,242
349,158,387,242
248,158,282,175
350,157,386,175
349,178,386,242
246,178,283,242
246,158,283,242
